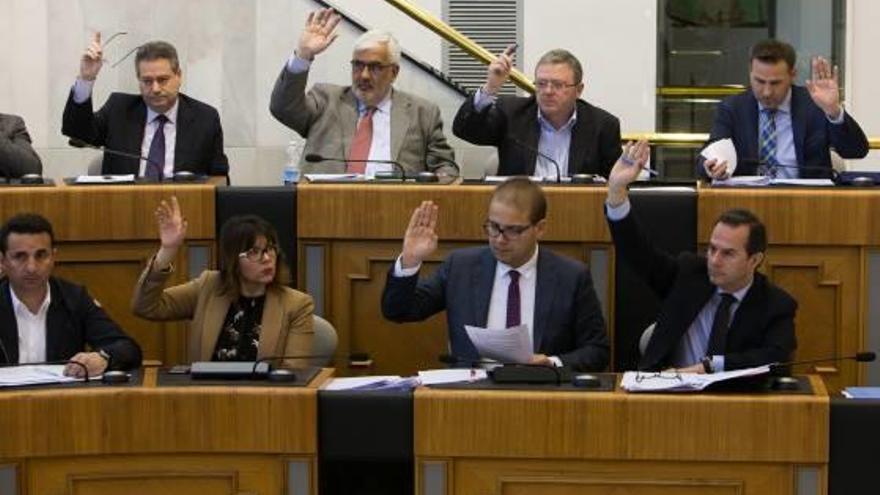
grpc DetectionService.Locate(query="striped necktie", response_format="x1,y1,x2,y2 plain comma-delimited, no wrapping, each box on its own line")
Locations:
759,108,778,175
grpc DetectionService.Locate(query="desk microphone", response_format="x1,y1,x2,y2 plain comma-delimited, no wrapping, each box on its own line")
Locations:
437,353,581,386
723,157,839,181
769,351,876,375
69,137,160,169
506,138,561,183
190,353,337,382
304,153,407,181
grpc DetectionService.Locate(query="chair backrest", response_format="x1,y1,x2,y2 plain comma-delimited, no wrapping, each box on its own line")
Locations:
639,322,657,357
311,315,338,366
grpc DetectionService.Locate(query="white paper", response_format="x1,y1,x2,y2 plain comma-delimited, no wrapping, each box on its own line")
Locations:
0,365,83,387
74,174,136,184
482,176,545,183
418,368,488,385
322,375,402,390
700,138,738,176
620,365,770,393
304,173,364,182
712,175,771,187
464,324,532,364
769,178,835,187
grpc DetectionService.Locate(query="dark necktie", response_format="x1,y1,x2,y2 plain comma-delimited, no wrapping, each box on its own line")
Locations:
146,114,168,180
707,293,736,356
506,270,521,328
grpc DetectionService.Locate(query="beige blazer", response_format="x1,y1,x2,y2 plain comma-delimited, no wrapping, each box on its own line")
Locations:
132,264,315,367
268,67,456,175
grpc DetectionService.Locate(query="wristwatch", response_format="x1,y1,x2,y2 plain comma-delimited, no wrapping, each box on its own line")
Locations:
701,356,714,374
97,348,112,368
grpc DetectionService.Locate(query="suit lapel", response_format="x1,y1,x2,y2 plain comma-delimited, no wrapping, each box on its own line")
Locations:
124,99,148,174
472,249,496,327
790,89,807,167
744,92,760,165
389,90,411,162
567,101,591,175
533,250,555,352
257,289,283,359
0,282,19,363
339,89,360,160
199,291,233,361
44,281,67,362
174,95,193,172
524,110,540,175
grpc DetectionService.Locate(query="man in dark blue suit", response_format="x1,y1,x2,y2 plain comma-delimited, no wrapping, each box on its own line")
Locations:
700,39,868,179
381,178,609,371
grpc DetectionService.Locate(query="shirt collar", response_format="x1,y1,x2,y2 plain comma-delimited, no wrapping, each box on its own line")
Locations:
146,98,180,125
757,88,792,115
357,90,393,115
716,280,752,303
496,245,539,280
9,283,52,317
537,107,577,132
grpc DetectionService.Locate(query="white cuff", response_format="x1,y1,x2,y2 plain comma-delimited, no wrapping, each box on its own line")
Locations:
72,78,95,104
393,255,421,277
605,198,631,221
826,107,845,125
548,356,563,367
473,87,496,112
711,355,725,373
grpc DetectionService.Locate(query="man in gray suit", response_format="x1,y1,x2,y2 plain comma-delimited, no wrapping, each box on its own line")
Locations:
269,8,456,176
0,113,42,178
381,178,609,371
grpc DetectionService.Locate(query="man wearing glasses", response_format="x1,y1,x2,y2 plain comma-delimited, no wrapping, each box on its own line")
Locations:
269,8,456,177
453,47,621,179
382,178,609,371
63,35,229,179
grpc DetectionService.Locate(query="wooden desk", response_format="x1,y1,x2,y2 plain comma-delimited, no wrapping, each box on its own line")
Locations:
414,376,829,495
0,183,215,366
296,183,612,376
0,368,331,495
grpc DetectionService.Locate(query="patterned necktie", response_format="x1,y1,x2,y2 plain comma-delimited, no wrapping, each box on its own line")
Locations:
707,293,736,356
506,270,521,328
759,108,778,174
348,107,376,174
146,114,168,180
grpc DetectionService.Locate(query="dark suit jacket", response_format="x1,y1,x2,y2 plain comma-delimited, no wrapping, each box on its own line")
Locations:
0,113,42,177
381,246,609,371
453,93,621,177
0,277,142,370
607,209,797,371
699,85,868,178
62,91,229,177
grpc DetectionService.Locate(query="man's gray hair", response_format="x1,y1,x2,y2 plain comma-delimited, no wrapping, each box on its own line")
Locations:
353,30,401,65
536,49,583,84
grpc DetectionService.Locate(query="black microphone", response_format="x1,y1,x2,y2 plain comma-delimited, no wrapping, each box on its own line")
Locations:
68,137,161,169
506,138,561,183
0,358,91,382
769,351,876,375
730,157,839,181
428,155,462,180
304,153,407,181
189,353,336,382
437,353,574,385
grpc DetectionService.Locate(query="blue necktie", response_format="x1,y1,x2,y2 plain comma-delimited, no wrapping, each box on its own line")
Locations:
759,108,778,176
146,114,168,180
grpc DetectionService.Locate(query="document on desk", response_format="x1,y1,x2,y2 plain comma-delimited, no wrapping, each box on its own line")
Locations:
464,324,532,364
74,174,136,184
620,365,770,392
418,368,488,385
0,365,83,387
304,173,363,182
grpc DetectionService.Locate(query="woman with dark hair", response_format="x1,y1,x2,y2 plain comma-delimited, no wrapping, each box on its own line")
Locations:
132,197,314,367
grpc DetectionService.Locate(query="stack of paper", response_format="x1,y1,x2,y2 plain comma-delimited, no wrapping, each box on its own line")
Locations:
620,365,770,392
323,375,419,391
464,324,532,364
0,365,82,387
842,387,880,399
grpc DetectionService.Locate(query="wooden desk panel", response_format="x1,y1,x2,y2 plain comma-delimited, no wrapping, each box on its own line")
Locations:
414,376,829,495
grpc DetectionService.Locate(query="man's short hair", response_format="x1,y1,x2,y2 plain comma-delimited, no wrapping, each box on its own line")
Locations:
0,213,55,253
353,30,401,65
491,177,547,225
135,41,181,74
750,39,797,70
536,49,583,85
715,209,767,256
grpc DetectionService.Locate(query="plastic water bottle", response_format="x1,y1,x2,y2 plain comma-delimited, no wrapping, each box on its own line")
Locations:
282,140,303,185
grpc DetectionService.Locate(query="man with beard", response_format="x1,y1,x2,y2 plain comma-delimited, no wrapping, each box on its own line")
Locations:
270,8,456,177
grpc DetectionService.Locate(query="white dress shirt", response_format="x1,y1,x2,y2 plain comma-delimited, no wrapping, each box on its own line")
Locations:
72,79,179,177
11,285,51,363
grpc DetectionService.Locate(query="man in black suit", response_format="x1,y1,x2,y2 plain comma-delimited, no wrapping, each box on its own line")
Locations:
453,47,621,179
382,178,609,371
700,39,868,179
63,34,228,178
608,141,796,373
0,214,142,376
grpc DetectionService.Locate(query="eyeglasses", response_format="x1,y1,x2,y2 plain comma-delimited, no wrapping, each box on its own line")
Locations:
534,79,579,92
350,60,395,76
483,220,533,240
238,245,278,262
634,371,682,384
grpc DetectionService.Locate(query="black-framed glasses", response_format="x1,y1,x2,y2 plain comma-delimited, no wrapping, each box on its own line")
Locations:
238,245,278,262
534,79,579,92
634,371,682,383
350,60,395,76
482,220,533,239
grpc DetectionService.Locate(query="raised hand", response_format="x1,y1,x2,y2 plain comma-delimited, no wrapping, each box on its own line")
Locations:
156,196,188,250
606,140,651,206
80,32,103,81
484,44,516,94
806,56,842,118
401,201,439,268
296,8,341,61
